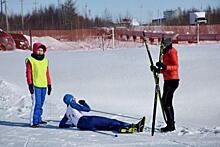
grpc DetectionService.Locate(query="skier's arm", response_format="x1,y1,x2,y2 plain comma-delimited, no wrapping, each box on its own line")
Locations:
80,102,91,111
70,100,91,112
46,60,51,85
59,114,72,128
166,49,178,71
26,60,33,84
46,66,51,85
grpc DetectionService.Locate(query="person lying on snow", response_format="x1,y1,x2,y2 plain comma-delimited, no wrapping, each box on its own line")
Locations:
59,94,145,133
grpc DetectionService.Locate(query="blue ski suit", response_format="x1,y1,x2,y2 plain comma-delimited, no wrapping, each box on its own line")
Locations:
31,87,47,125
59,100,131,132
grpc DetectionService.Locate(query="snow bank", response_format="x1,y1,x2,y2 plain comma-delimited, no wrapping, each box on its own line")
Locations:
0,80,31,120
25,35,71,50
24,35,144,51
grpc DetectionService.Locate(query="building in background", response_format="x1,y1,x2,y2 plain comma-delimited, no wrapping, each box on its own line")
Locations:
189,12,207,25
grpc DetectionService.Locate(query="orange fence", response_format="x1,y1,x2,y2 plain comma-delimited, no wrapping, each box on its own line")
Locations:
22,29,103,41
116,24,220,44
18,25,220,44
143,24,220,34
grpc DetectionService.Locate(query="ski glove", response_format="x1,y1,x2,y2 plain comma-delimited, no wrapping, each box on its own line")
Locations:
78,100,86,105
150,65,160,73
156,62,167,70
28,84,34,94
48,85,52,95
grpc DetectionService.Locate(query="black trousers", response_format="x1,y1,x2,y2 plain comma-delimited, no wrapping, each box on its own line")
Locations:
162,79,179,125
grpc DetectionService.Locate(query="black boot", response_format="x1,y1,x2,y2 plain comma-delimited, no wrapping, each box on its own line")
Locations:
161,107,175,132
135,116,146,132
160,123,175,132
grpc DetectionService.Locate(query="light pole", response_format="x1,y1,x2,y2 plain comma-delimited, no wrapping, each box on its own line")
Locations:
4,0,9,31
20,0,24,30
112,27,115,49
1,0,3,14
0,0,3,24
196,22,200,44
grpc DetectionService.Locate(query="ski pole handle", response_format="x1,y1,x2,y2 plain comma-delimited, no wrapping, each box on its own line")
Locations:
91,109,141,120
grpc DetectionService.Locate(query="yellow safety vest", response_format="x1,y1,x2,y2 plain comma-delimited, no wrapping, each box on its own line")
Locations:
26,57,48,87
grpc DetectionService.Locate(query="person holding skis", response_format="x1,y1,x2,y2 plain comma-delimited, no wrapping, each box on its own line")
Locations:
59,94,145,133
25,42,52,128
151,38,179,132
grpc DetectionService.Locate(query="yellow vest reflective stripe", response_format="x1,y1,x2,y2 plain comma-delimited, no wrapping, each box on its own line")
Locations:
26,57,48,87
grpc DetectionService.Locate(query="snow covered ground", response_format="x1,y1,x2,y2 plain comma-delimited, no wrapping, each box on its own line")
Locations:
0,39,220,146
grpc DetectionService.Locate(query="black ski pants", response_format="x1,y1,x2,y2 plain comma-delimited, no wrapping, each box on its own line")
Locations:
162,79,179,125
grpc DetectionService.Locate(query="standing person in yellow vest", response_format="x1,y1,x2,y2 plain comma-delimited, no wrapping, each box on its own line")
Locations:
25,42,52,128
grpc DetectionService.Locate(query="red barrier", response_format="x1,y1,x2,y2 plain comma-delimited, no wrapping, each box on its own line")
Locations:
13,25,220,45
115,29,220,44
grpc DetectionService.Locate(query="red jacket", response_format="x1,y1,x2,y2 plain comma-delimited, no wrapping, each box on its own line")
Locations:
161,47,179,80
26,43,51,85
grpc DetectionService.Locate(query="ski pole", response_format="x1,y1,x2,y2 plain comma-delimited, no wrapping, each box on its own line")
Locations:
143,31,158,136
157,34,167,123
91,109,141,120
93,130,118,137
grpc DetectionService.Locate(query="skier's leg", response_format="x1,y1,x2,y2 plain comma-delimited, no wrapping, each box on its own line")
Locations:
39,88,46,123
77,116,94,130
77,116,131,131
161,84,175,132
30,94,35,126
59,114,72,128
161,80,179,132
165,80,179,124
162,81,170,123
163,87,174,125
93,116,131,131
32,87,42,125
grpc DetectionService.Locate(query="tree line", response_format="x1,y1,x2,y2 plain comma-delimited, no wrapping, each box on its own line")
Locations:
0,0,114,31
0,0,219,31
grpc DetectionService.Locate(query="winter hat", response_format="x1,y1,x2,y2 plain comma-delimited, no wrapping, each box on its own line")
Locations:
33,43,47,54
63,94,75,105
163,38,172,47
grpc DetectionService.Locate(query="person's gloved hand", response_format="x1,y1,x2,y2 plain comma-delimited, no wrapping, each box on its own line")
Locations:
150,65,160,73
156,62,166,70
48,85,52,95
78,100,86,105
28,84,34,94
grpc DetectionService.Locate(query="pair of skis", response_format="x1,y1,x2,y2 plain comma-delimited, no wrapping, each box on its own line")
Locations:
142,31,167,136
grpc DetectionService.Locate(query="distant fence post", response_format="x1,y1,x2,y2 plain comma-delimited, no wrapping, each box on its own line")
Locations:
102,34,105,51
29,29,32,50
197,23,200,44
112,27,115,48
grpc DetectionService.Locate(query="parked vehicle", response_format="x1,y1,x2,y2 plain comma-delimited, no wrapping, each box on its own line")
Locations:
10,33,29,49
0,29,15,51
